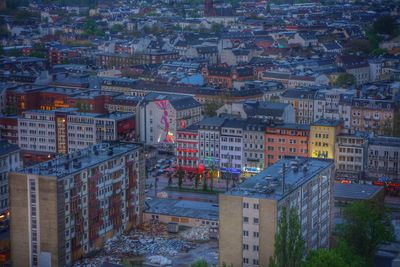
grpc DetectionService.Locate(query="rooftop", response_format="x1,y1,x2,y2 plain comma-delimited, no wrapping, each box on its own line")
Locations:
0,140,20,156
334,183,383,201
145,198,218,222
227,157,333,200
18,142,141,178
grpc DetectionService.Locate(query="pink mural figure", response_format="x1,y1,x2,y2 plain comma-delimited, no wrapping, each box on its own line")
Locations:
155,100,173,143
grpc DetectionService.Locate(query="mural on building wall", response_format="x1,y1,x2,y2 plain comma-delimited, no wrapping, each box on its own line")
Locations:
155,100,174,143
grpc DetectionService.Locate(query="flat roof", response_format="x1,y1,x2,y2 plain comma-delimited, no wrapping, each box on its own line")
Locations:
18,142,141,178
334,183,383,201
145,198,218,222
227,157,333,200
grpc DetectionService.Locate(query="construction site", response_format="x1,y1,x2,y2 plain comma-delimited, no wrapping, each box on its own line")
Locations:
72,221,218,267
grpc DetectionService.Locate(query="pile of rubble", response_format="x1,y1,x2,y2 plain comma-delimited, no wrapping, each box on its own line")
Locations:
180,225,210,241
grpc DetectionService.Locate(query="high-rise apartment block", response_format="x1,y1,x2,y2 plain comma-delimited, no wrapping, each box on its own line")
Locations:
18,108,134,162
9,142,145,267
219,157,334,267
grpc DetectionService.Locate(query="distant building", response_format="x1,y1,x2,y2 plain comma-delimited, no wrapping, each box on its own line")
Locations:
217,100,294,123
0,140,21,218
138,93,202,145
280,89,316,124
9,142,145,267
219,157,334,267
351,98,395,136
309,119,343,160
265,123,310,166
18,109,135,163
144,198,218,228
367,136,400,181
176,125,199,173
335,131,370,182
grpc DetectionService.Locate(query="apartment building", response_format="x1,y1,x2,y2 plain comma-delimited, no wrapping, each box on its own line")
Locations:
280,89,316,124
335,131,370,182
243,119,266,175
309,119,343,160
351,98,395,135
313,89,354,128
175,125,199,173
220,119,246,177
265,123,309,166
219,157,334,267
0,140,21,217
9,142,145,267
18,108,135,162
197,117,225,173
367,136,400,181
138,93,202,145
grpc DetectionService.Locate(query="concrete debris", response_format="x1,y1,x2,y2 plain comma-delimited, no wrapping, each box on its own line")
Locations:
180,225,210,241
148,255,172,266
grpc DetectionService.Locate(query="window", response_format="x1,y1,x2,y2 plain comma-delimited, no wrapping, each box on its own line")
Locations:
243,244,249,250
253,245,259,251
243,258,249,264
243,202,249,208
253,218,259,224
243,217,249,223
243,230,249,236
253,259,259,265
253,232,259,238
253,203,259,210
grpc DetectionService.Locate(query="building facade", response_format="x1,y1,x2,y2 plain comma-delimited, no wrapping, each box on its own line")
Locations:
18,109,135,163
335,132,369,182
264,123,309,166
138,93,202,145
0,140,21,217
309,119,342,160
219,157,334,267
367,137,400,181
175,125,199,173
9,142,145,267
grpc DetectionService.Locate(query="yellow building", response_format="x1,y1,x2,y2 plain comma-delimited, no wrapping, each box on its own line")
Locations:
309,119,343,159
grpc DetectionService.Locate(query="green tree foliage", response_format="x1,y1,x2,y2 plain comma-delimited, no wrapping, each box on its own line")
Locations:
346,39,372,54
203,101,223,117
333,73,356,87
337,200,394,264
373,15,399,37
83,18,104,36
194,173,200,189
110,23,124,34
202,175,208,191
303,241,366,267
5,0,29,9
191,259,209,267
269,207,304,267
303,249,347,267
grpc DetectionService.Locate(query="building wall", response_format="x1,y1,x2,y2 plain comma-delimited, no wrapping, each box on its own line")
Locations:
0,149,21,215
219,194,244,267
309,125,340,159
176,131,199,172
243,130,265,172
265,126,309,166
143,213,218,228
10,174,60,267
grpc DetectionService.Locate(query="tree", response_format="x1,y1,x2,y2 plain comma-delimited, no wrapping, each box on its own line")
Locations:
269,207,304,267
191,260,209,267
202,174,208,191
346,39,373,54
194,173,200,189
337,200,394,264
373,15,398,37
110,23,124,34
177,168,184,189
303,249,348,267
333,73,356,87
